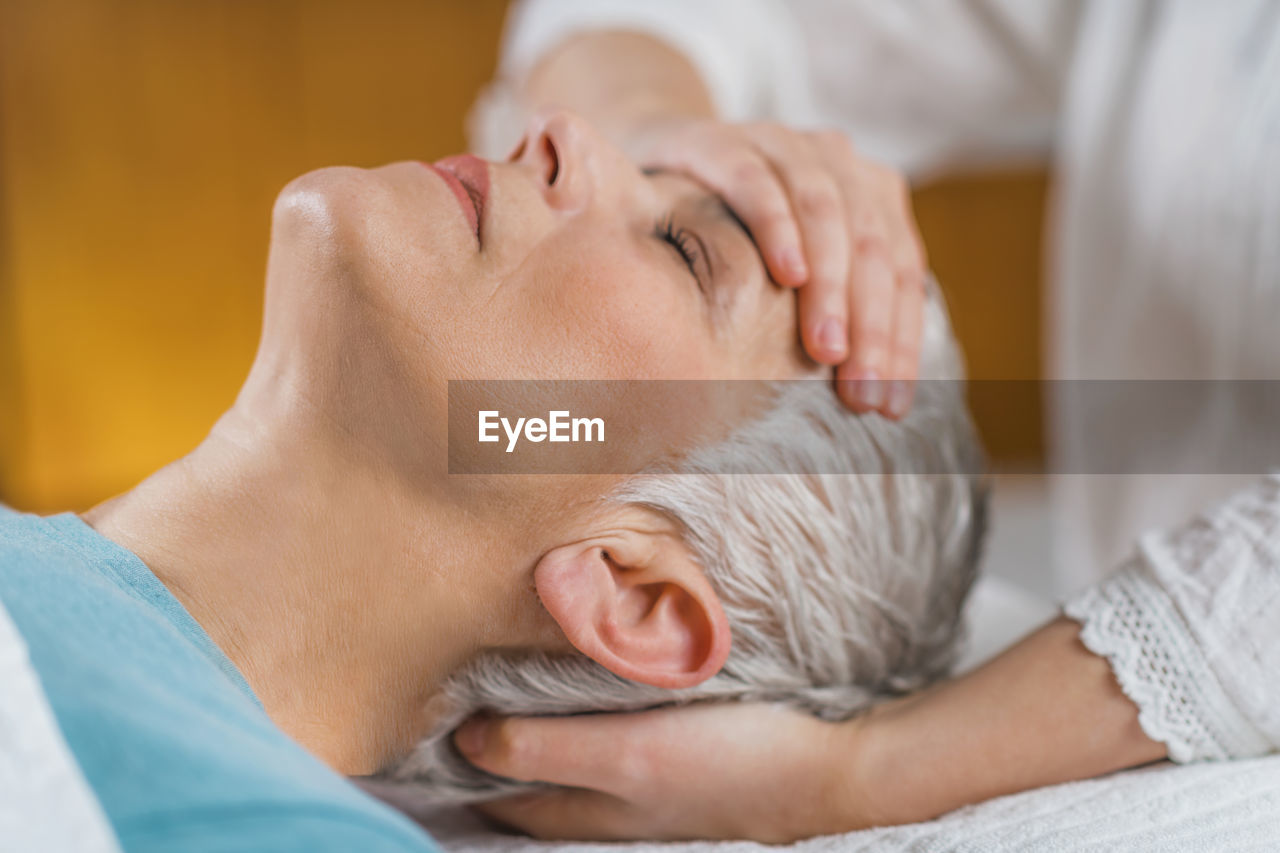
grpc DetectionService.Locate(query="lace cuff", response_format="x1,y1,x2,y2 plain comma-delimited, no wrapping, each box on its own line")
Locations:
1064,563,1273,763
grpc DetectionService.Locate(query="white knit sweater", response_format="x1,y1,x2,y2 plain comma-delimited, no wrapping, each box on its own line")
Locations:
1065,474,1280,763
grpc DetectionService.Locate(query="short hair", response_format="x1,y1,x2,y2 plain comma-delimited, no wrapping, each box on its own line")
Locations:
381,281,987,802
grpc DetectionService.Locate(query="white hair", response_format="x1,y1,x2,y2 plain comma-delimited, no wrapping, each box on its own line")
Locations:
380,284,987,803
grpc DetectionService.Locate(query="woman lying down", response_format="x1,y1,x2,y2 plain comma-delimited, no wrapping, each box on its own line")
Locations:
1,111,1276,853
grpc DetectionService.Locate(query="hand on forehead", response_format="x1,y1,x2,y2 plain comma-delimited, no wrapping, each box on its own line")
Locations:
634,120,927,418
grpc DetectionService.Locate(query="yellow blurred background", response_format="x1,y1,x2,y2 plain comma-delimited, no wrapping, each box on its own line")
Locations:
0,0,1045,513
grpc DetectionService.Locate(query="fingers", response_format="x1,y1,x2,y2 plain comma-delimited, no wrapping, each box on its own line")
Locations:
884,271,926,418
835,256,926,418
864,172,926,419
875,170,929,406
750,126,852,364
881,167,929,277
475,789,643,842
644,133,809,288
815,139,925,418
835,242,896,413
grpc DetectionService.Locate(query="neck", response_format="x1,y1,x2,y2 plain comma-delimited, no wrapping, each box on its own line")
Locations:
83,404,544,774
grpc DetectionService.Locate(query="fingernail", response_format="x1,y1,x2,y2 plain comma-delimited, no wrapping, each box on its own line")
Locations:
781,247,808,281
886,379,913,418
853,370,885,409
816,318,846,358
455,719,490,758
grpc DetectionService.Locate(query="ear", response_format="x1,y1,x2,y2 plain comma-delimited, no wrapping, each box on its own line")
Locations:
534,518,731,689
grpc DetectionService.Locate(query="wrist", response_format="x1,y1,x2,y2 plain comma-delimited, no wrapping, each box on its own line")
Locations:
829,695,930,830
521,31,714,154
814,699,910,833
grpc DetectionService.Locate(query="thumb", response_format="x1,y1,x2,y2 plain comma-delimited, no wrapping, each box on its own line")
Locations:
454,715,631,792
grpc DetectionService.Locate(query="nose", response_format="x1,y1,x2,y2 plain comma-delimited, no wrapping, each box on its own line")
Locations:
510,109,631,214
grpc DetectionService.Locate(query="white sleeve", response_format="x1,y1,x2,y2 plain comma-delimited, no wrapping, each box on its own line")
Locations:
799,0,1084,176
1064,474,1280,763
494,0,814,124
477,0,1084,176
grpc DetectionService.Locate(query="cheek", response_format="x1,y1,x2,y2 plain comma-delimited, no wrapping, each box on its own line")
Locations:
492,233,714,380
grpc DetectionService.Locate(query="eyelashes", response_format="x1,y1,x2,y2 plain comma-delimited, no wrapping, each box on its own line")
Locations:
654,215,704,291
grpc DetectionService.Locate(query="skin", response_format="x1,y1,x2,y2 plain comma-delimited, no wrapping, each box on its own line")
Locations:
451,30,1169,842
83,109,810,775
522,32,929,416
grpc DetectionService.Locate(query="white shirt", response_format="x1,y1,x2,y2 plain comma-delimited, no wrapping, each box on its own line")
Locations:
484,0,1280,763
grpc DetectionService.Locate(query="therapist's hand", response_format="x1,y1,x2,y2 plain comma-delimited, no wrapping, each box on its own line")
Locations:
628,118,928,418
520,34,924,416
454,619,1169,844
453,702,882,843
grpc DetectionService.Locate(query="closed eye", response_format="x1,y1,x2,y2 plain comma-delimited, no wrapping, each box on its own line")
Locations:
654,215,706,294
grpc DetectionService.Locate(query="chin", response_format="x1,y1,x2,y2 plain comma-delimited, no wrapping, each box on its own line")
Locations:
272,167,389,259
270,165,449,291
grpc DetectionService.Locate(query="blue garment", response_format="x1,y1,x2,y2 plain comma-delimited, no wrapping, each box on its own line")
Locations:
0,506,439,852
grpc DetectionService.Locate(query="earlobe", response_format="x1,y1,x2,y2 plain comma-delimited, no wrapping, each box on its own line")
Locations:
534,531,731,689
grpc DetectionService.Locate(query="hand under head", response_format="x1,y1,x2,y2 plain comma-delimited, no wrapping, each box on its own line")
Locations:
379,279,986,802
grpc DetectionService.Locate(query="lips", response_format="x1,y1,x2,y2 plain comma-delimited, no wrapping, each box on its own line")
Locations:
424,154,489,243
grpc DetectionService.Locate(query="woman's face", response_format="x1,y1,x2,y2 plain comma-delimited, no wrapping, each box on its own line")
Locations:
260,111,819,478
270,110,811,388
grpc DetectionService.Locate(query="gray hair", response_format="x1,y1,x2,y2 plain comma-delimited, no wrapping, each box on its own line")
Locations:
379,284,987,803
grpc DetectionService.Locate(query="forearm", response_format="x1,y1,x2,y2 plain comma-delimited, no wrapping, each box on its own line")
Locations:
520,32,715,150
847,615,1168,827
